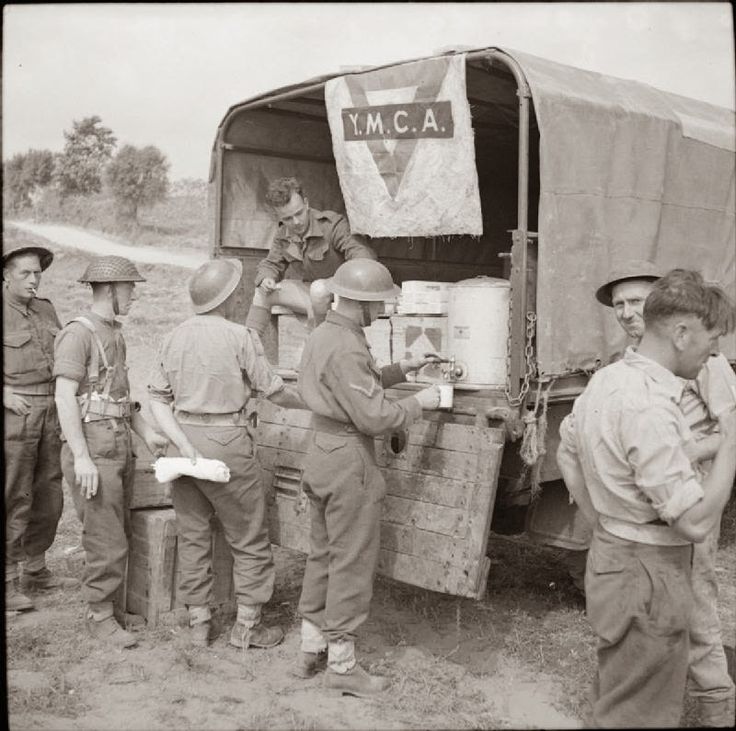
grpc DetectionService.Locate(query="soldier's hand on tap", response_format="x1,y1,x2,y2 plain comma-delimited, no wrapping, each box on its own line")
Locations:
414,384,442,410
400,352,444,374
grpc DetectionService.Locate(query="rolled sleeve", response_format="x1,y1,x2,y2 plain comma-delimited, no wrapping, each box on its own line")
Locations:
53,324,89,383
380,362,406,389
623,406,704,524
558,413,578,455
147,344,174,405
698,354,736,420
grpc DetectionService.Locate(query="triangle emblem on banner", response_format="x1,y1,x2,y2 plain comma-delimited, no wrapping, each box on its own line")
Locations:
344,58,452,199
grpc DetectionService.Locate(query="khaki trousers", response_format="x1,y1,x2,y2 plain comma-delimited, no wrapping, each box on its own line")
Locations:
4,395,63,576
688,524,735,705
61,419,135,610
298,430,385,642
585,524,694,728
171,424,274,607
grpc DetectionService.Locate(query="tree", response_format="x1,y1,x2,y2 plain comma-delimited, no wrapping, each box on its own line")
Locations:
3,149,56,213
105,144,170,222
54,116,117,197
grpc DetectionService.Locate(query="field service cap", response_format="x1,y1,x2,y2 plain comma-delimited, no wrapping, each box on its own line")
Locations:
595,259,664,307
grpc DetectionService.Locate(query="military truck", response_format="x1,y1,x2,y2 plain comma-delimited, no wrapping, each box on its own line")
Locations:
208,46,736,599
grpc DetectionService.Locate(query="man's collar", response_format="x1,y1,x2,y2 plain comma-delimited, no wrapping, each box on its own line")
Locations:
300,208,321,240
325,310,365,339
622,346,685,400
86,309,120,327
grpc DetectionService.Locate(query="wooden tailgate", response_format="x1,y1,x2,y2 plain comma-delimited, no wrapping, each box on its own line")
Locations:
256,400,504,600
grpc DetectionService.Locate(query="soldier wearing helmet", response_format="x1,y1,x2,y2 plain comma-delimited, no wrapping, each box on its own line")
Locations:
293,259,441,696
147,258,304,650
244,177,377,337
54,255,168,648
4,242,78,612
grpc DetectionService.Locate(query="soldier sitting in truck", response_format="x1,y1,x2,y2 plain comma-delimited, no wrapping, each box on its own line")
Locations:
244,177,377,336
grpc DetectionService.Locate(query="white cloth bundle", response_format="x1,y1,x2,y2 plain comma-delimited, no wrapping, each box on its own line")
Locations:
154,457,230,484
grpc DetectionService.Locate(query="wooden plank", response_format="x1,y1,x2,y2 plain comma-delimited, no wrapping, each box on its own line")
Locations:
382,470,471,509
382,495,467,538
377,549,485,598
258,423,313,453
262,455,475,510
379,522,473,564
463,437,505,596
129,469,172,509
376,441,478,480
268,518,311,554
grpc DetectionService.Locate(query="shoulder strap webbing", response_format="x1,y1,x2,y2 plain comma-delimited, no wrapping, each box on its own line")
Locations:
72,316,110,387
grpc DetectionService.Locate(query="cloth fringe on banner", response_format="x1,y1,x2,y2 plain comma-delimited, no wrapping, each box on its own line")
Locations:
325,54,483,238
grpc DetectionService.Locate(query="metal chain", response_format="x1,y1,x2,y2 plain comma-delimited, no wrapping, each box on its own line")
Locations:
505,310,537,408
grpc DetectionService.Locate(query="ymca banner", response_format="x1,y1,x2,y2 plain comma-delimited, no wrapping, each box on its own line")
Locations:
325,54,483,238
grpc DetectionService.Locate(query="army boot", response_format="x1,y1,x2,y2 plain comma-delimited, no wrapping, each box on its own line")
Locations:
6,578,35,612
188,605,212,648
325,663,390,697
85,612,137,649
228,603,283,649
292,650,328,679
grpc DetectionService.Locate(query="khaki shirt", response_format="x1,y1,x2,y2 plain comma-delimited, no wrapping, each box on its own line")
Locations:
679,353,736,438
147,314,284,414
3,293,61,388
254,208,376,286
298,311,422,436
53,311,130,400
560,347,703,545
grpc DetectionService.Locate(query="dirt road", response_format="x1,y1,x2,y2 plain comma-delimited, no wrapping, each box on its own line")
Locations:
7,221,208,269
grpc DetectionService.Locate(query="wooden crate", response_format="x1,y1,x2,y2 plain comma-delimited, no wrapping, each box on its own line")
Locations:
391,315,449,382
126,508,236,626
128,466,172,509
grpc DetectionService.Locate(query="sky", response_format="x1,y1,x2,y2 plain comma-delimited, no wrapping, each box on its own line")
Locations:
3,2,735,181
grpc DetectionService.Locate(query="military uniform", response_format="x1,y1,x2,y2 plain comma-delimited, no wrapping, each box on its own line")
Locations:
4,293,63,581
147,314,287,630
679,354,736,723
255,208,376,287
560,347,707,728
297,311,422,661
54,311,136,615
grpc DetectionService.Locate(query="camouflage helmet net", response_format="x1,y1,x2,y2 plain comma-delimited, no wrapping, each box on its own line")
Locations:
78,256,146,283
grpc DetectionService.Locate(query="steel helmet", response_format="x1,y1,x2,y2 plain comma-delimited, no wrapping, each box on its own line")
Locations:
326,259,400,302
78,256,146,283
595,259,663,307
3,244,54,271
188,258,243,314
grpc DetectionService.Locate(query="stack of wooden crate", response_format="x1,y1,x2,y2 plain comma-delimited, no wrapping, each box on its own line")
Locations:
125,464,236,626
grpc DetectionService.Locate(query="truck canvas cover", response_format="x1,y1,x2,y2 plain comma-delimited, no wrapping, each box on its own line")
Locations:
212,47,736,376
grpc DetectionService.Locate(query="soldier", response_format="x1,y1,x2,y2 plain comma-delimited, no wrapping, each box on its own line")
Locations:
4,243,78,612
54,255,168,648
294,259,441,696
557,269,736,727
147,258,304,649
245,177,377,336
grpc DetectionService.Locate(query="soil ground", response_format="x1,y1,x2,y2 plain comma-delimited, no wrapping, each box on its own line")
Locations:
4,221,735,730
